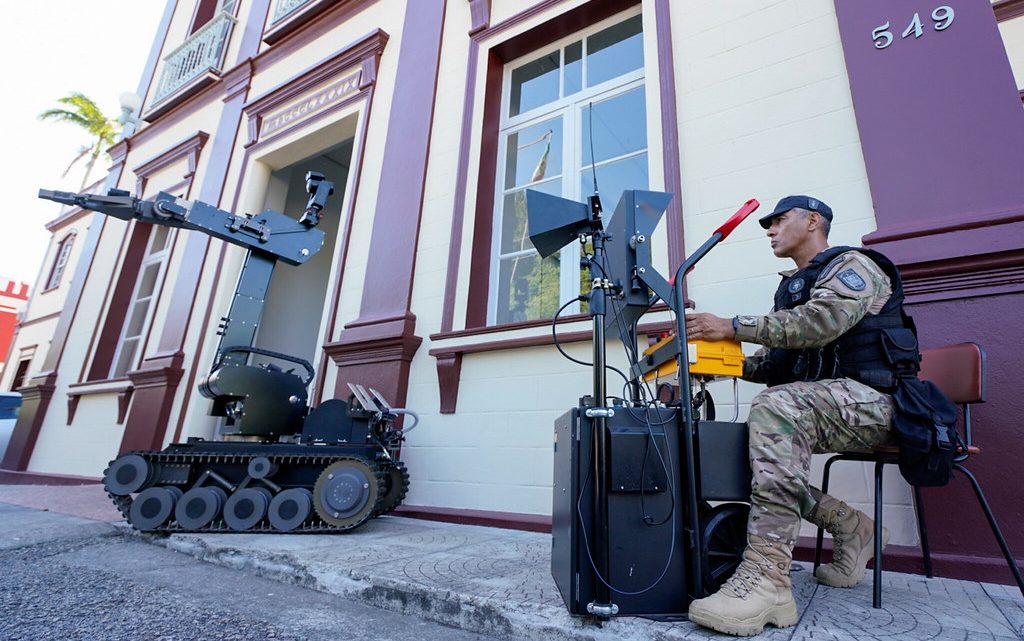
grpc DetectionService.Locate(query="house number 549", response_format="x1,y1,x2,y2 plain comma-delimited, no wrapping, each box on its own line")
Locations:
872,6,955,50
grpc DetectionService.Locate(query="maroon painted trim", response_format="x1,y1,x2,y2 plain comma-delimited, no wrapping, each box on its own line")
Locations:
394,504,552,533
313,91,376,404
44,207,90,233
131,131,210,196
434,352,462,413
994,0,1024,22
467,0,491,35
257,0,379,66
14,311,61,330
263,0,371,44
465,50,503,328
85,131,207,384
84,224,152,382
0,469,100,486
654,0,684,270
430,319,672,413
440,41,480,333
243,29,388,148
434,311,588,342
0,372,56,471
120,351,185,452
461,0,642,329
431,319,672,357
471,0,567,44
344,0,445,331
899,250,1024,304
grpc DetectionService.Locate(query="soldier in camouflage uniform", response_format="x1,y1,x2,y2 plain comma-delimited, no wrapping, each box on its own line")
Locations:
684,195,911,636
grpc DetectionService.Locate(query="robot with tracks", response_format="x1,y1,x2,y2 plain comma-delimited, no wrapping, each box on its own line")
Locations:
40,172,415,534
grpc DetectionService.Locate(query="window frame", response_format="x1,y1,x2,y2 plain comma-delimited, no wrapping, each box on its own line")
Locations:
108,225,175,379
488,8,647,326
43,232,76,293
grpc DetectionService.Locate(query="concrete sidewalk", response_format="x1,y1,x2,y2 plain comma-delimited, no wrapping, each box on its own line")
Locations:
1,483,1022,641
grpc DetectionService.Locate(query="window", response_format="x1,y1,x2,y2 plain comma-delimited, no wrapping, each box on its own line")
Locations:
190,0,236,34
109,226,173,378
9,358,30,392
490,13,648,325
44,233,75,291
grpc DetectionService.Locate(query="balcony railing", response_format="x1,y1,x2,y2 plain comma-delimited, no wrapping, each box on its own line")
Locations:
151,11,237,105
270,0,311,25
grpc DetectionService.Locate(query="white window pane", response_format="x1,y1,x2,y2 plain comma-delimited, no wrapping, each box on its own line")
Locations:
564,41,583,97
124,300,150,339
580,153,650,213
496,253,561,324
500,180,562,255
510,50,560,117
504,118,563,189
586,15,643,87
113,338,140,378
149,226,170,255
137,263,161,299
582,87,647,166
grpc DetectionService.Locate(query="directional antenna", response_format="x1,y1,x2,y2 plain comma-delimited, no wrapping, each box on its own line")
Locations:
346,383,377,411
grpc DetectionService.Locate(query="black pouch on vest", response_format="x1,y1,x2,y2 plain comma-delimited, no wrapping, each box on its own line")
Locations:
891,377,959,487
880,328,921,376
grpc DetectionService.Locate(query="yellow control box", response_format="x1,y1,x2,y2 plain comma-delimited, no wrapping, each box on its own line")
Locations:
641,336,745,380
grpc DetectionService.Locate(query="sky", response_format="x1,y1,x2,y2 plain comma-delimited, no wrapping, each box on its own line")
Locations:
1,2,168,285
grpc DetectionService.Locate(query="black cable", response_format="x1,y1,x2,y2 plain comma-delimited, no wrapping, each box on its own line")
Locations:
576,414,677,596
551,295,631,388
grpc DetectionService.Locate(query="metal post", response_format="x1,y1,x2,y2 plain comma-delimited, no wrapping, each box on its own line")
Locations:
587,230,616,617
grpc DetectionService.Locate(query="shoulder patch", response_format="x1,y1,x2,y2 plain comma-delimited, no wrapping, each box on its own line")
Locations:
787,277,805,293
837,268,866,291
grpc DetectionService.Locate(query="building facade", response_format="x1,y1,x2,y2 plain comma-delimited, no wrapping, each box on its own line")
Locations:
3,0,1023,584
0,278,30,377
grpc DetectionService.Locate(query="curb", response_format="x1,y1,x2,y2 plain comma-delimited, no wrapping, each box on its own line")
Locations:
130,527,699,641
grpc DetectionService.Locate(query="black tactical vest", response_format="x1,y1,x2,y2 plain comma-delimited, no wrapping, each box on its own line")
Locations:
764,246,920,392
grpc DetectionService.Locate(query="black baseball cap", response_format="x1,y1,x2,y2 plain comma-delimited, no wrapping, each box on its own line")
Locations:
758,195,833,229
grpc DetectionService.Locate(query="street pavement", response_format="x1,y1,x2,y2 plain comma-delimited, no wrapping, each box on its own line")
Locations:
1,483,1022,641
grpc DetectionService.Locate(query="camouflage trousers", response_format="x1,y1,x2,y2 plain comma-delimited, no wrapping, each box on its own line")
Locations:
746,378,896,545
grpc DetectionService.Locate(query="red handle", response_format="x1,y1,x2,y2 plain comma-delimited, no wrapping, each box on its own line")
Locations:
713,198,759,239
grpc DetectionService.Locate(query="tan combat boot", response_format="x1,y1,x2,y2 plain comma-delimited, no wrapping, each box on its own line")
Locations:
809,495,888,588
687,535,799,636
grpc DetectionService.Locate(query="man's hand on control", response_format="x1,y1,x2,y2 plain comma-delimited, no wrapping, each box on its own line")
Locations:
684,312,736,341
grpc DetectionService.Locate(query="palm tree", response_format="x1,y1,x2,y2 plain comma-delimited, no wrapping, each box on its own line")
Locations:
39,92,120,191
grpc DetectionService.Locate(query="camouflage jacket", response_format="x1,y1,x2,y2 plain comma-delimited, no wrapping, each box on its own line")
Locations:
736,250,892,384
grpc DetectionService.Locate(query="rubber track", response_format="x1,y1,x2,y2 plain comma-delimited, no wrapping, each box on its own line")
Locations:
379,461,410,514
108,449,408,534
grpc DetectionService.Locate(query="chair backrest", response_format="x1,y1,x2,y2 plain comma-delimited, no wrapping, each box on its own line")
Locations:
919,342,986,404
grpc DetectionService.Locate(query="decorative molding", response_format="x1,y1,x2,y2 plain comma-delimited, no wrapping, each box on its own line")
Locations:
221,59,255,102
264,0,370,44
430,319,672,414
44,207,90,232
994,0,1024,22
471,0,567,43
467,0,491,35
323,333,423,368
243,29,388,147
65,378,134,425
132,131,210,196
434,353,462,413
15,311,62,330
257,0,379,65
899,250,1024,304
